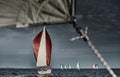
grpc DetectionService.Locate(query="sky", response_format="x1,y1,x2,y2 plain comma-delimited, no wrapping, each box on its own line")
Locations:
0,0,120,68
0,24,120,68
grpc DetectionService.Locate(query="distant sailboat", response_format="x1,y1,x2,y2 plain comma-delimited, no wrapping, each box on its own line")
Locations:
68,65,72,69
33,26,52,74
64,65,67,69
92,64,99,69
76,61,80,70
60,64,64,69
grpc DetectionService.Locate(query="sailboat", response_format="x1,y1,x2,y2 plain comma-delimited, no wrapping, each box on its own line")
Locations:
64,65,67,69
33,26,52,74
60,64,64,69
76,61,80,70
92,64,99,69
68,65,72,69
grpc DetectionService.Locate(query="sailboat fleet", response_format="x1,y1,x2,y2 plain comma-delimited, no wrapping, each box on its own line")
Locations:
60,61,80,70
60,63,99,70
33,26,82,75
33,27,101,75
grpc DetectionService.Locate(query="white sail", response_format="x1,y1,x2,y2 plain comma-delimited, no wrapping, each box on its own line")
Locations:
37,26,46,67
60,64,64,69
0,0,75,27
64,65,67,69
68,65,72,69
76,61,80,70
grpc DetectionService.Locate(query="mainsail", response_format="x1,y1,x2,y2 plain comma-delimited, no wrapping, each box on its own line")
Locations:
33,26,52,74
0,0,75,27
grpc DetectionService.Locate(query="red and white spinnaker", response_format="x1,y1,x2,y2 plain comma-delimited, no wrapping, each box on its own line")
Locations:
33,26,52,74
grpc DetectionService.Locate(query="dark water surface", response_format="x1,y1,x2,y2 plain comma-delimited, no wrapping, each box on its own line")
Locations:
0,68,120,77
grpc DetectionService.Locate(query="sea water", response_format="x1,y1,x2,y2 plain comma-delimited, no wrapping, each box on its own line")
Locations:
0,68,120,77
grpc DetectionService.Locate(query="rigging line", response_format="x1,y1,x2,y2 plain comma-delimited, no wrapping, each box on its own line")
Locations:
35,0,50,22
29,0,37,23
72,17,117,77
24,1,29,24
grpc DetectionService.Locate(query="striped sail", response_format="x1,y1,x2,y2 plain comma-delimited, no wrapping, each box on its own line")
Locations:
0,0,75,27
33,26,52,67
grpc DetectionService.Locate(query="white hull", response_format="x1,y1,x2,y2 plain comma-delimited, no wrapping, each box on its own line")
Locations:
38,68,51,75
